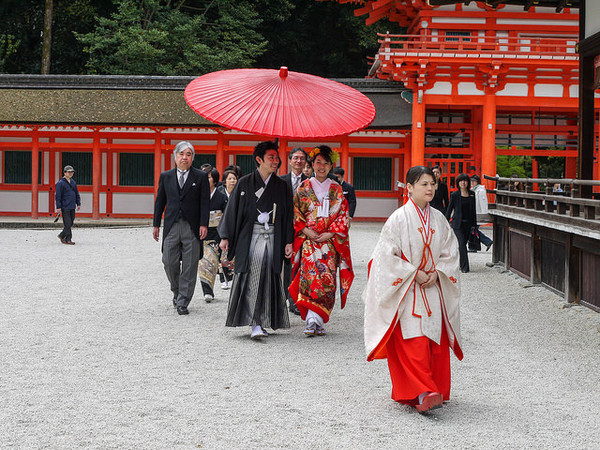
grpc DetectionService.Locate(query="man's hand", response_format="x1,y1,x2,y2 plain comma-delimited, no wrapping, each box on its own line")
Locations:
315,232,334,243
76,205,81,212
199,226,208,240
152,227,160,242
421,271,438,289
56,208,62,213
220,239,229,253
285,243,293,259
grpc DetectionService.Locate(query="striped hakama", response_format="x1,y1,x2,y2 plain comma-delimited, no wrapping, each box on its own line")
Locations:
225,223,290,330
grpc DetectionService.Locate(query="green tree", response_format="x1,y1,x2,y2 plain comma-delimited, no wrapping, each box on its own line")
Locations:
76,0,267,75
255,0,404,77
496,154,532,178
0,34,20,72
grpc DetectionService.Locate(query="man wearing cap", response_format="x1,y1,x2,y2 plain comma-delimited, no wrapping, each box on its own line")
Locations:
153,141,210,315
55,165,81,245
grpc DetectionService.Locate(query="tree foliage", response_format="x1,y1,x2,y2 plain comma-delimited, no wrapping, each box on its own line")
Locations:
0,0,400,77
75,0,268,75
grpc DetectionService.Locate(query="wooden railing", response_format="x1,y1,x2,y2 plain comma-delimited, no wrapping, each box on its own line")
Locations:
484,175,600,222
377,33,578,58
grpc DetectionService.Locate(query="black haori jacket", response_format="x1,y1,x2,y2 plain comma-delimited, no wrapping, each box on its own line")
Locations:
218,170,293,274
153,167,210,257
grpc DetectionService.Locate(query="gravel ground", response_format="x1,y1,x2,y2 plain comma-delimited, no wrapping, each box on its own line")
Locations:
1,223,599,450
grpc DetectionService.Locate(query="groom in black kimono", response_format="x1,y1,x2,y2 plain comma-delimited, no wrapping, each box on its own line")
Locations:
218,140,294,339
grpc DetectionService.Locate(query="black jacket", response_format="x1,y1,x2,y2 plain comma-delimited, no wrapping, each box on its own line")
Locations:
340,180,357,218
207,188,228,242
218,170,293,274
153,167,210,253
280,172,307,195
445,190,477,230
430,181,449,214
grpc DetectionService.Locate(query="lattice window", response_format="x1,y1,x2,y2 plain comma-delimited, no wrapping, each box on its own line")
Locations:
61,152,92,185
119,153,154,186
353,157,392,191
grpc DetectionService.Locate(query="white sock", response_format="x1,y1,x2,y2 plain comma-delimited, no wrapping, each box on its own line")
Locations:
418,391,431,404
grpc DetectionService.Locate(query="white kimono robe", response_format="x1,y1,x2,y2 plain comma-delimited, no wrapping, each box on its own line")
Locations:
363,200,463,362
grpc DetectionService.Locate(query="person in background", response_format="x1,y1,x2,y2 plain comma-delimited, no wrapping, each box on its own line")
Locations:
198,168,228,303
363,165,462,414
445,173,477,273
55,165,81,245
218,140,293,340
470,175,493,252
152,141,210,315
332,167,357,220
289,145,354,337
430,165,449,215
302,160,313,178
217,168,239,289
280,147,309,316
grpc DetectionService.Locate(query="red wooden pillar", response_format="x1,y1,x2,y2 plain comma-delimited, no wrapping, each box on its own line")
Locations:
471,105,483,174
411,98,426,167
92,128,101,219
279,138,288,174
565,157,577,178
341,136,349,175
481,93,497,184
31,126,39,219
532,158,539,191
216,131,225,174
153,129,162,198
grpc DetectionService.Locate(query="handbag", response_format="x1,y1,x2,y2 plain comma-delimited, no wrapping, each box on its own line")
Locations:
468,226,481,251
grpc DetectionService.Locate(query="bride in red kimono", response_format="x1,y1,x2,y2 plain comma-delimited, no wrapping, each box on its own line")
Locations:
363,165,463,414
289,145,354,337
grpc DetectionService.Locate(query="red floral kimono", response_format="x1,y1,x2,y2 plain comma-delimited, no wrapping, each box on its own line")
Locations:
289,179,354,323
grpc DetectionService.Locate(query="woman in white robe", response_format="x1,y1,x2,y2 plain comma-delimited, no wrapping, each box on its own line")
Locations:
363,165,463,414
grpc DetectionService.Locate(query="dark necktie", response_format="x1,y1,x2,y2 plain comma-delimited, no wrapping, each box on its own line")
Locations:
179,171,185,189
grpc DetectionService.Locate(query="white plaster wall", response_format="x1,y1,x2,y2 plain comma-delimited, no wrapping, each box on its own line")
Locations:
100,192,106,214
427,81,452,95
112,193,154,214
497,83,529,97
38,192,49,213
355,197,399,218
79,193,93,214
0,191,31,212
458,82,483,96
534,84,564,97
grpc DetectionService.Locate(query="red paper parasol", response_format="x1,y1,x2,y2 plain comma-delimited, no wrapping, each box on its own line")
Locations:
184,67,376,139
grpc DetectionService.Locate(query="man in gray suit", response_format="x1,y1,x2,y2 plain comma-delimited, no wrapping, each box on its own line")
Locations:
153,141,210,315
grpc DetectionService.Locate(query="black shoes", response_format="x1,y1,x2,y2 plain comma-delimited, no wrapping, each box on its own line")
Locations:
177,306,189,315
172,297,177,308
289,302,300,316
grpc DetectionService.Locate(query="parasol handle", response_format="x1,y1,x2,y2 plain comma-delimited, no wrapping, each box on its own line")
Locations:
279,67,288,79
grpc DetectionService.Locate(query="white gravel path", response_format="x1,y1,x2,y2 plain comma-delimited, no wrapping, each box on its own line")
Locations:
1,223,599,450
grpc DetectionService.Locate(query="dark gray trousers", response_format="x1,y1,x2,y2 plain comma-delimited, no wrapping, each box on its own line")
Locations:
162,220,201,307
58,209,76,242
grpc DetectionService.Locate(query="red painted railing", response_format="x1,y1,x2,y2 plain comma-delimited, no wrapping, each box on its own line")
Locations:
377,33,578,58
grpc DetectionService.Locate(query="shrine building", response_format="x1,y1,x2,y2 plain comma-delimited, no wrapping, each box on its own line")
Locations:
0,0,592,220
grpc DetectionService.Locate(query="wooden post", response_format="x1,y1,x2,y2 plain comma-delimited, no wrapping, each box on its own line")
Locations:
278,138,288,174
92,128,101,219
31,127,39,219
216,131,225,174
411,99,426,167
481,93,496,186
341,136,349,174
153,129,162,199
